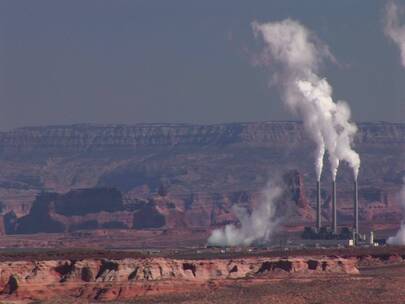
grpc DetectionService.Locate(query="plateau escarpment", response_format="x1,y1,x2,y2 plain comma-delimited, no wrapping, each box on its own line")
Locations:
0,122,403,235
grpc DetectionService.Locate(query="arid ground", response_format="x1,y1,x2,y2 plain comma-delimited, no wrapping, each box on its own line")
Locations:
133,264,405,304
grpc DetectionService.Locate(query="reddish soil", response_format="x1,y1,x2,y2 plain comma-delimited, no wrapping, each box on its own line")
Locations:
134,265,405,304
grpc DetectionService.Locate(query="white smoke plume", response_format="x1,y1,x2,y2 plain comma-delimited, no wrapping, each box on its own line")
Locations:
252,19,360,181
208,182,281,247
384,1,405,245
387,180,405,245
385,1,405,68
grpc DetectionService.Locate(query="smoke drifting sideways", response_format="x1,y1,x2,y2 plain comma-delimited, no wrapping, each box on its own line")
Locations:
208,182,281,247
252,19,360,182
387,180,405,245
385,1,405,68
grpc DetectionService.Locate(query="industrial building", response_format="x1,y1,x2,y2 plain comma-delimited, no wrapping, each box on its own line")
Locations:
302,178,361,245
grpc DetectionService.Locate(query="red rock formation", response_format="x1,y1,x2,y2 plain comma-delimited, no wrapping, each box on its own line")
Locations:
0,255,358,302
284,170,310,209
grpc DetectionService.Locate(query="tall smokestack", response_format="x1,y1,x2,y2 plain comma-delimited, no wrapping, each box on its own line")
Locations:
332,180,337,234
354,179,359,243
316,180,321,231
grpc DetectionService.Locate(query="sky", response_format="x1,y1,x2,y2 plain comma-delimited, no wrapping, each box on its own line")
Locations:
0,0,404,130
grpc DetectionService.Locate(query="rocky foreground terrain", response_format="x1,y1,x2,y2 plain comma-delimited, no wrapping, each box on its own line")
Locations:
0,247,402,303
0,255,358,302
0,121,403,239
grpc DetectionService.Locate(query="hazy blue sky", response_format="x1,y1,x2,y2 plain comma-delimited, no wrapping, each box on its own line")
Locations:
0,0,404,130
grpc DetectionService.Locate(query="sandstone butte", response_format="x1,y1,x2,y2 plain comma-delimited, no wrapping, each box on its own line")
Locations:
0,255,359,302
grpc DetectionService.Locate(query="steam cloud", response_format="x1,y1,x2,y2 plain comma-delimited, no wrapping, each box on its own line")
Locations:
385,1,405,245
385,1,405,68
208,182,281,247
387,180,405,245
252,19,360,181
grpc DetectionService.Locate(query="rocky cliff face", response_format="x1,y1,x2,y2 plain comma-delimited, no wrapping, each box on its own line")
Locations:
0,255,358,302
0,122,403,154
0,122,403,235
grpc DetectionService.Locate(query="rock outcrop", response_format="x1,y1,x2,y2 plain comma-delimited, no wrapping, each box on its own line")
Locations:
12,189,124,233
0,255,358,302
9,188,168,233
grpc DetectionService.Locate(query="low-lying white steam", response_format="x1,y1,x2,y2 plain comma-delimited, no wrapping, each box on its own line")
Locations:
387,180,405,245
208,182,281,247
252,19,360,181
385,1,405,68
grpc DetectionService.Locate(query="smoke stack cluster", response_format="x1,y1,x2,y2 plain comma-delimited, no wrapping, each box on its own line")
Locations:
252,19,361,239
315,175,358,238
207,17,363,248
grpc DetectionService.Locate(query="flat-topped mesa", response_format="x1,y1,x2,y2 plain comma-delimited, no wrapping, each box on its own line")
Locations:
0,255,358,301
0,122,403,157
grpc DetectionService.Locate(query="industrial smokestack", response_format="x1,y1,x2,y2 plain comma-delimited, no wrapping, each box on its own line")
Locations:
354,180,359,244
332,180,337,234
316,180,321,231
